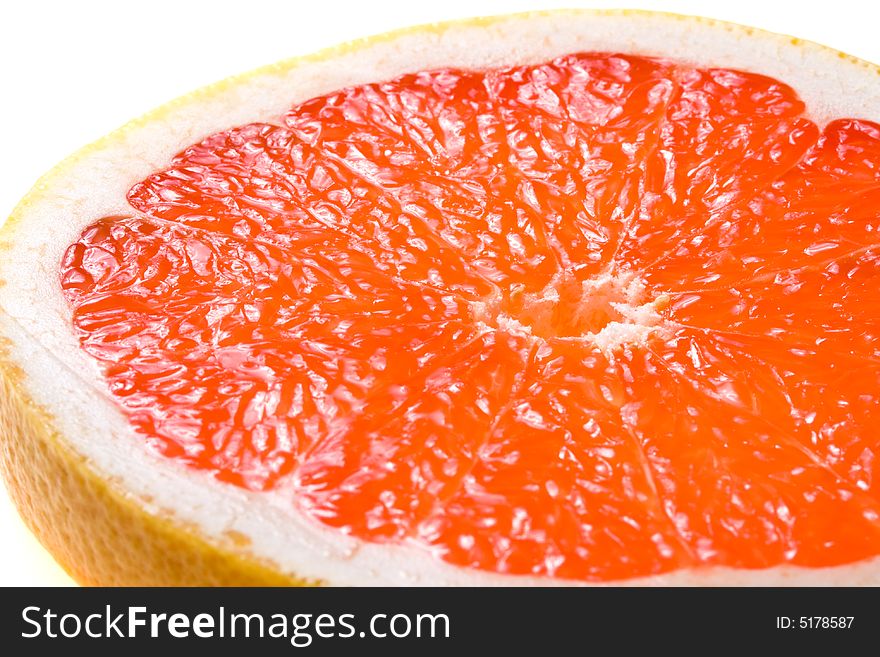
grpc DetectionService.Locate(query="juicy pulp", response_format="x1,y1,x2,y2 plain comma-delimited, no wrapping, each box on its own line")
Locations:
60,53,880,581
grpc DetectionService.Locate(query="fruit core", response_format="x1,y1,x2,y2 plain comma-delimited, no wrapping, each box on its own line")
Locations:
472,273,669,348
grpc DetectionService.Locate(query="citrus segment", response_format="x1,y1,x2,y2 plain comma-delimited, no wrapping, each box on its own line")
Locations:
640,119,880,290
282,55,677,288
57,51,880,581
296,331,532,541
623,330,880,568
418,341,692,580
61,215,475,490
127,124,491,297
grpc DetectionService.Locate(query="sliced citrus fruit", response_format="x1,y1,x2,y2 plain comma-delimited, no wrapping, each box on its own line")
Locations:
3,10,880,585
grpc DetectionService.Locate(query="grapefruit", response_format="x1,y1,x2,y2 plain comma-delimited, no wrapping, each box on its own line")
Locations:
3,9,880,585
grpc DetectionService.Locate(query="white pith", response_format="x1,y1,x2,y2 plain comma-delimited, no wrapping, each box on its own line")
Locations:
2,9,880,585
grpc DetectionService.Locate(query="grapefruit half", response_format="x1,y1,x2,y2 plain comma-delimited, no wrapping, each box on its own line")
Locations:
3,10,880,585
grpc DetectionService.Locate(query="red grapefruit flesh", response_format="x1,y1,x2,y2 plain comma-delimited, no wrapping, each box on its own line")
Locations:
58,53,880,582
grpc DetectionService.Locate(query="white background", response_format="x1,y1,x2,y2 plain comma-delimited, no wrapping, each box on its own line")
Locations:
1,0,879,586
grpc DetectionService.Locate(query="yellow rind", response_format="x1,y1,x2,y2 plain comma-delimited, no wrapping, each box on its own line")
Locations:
2,9,879,586
0,347,305,585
